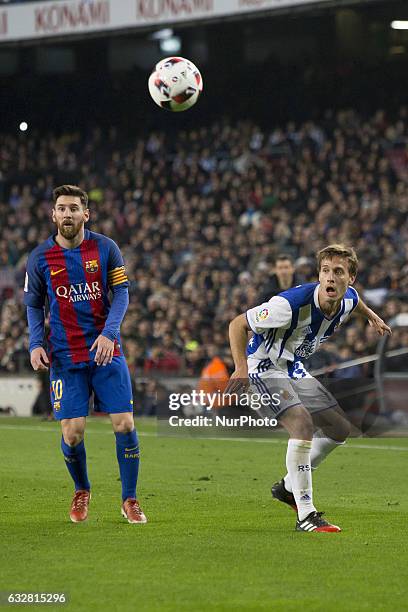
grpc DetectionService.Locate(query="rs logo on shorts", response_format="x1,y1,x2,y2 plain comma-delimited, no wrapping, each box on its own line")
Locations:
298,464,311,471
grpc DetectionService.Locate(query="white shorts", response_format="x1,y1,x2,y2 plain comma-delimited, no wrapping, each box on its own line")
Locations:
249,372,338,418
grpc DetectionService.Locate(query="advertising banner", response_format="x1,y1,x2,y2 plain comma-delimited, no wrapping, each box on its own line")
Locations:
0,0,332,43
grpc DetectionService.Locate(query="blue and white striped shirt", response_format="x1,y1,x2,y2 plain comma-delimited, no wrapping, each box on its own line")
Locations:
246,282,359,379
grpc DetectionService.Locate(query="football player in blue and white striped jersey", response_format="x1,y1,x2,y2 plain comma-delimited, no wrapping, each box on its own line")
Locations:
227,244,391,533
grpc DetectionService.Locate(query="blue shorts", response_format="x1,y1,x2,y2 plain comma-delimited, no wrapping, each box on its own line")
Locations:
50,356,133,420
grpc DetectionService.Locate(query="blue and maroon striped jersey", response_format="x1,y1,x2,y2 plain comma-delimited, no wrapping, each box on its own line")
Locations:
24,229,128,366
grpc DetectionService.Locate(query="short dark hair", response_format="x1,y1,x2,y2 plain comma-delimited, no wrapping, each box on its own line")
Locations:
275,254,294,265
53,184,88,209
317,244,358,277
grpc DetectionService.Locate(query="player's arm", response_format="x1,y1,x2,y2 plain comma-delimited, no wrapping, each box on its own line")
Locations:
27,307,49,371
226,297,292,393
23,252,49,371
225,314,252,393
354,297,392,336
90,240,129,366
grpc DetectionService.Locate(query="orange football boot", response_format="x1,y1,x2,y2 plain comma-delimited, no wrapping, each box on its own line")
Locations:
121,498,147,524
69,490,91,523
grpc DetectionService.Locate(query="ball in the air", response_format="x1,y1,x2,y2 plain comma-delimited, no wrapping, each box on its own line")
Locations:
148,56,203,112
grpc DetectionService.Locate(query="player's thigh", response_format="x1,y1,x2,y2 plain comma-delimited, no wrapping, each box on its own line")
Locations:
50,364,91,421
91,356,133,415
250,374,302,418
294,376,338,417
250,375,314,438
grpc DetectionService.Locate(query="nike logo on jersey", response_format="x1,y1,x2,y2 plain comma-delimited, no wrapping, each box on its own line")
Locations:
51,268,65,276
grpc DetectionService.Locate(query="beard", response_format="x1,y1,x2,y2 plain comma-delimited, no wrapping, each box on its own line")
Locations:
58,221,83,240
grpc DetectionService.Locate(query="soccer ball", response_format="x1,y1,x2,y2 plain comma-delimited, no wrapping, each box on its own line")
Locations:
148,57,203,112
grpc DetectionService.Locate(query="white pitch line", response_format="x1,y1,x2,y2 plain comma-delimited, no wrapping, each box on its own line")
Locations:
0,423,408,452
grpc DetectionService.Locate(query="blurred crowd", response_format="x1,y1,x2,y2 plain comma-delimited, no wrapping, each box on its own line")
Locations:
1,107,407,385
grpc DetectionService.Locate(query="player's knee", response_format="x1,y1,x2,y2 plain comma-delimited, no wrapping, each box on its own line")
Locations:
115,423,134,434
338,418,351,442
321,417,351,443
296,418,314,440
63,431,84,446
293,409,313,439
281,405,313,440
112,415,134,433
330,420,351,443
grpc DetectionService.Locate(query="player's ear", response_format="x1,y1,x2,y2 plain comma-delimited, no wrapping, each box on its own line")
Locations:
349,274,356,286
51,208,56,222
83,207,90,222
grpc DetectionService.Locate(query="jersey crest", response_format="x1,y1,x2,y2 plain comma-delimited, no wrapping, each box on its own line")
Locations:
85,259,99,273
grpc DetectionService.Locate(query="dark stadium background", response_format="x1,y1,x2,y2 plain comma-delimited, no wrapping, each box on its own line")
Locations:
0,0,407,420
1,0,408,130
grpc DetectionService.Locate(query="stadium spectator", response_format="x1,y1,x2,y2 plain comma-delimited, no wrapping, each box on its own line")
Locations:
1,107,407,377
196,344,229,409
259,254,303,302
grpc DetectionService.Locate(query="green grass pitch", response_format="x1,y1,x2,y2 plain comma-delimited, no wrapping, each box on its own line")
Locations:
1,417,408,611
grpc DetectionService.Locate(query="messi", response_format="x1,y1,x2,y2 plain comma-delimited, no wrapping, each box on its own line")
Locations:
56,281,102,302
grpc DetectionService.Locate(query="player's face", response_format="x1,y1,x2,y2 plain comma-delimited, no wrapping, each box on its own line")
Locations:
319,256,355,302
275,260,294,281
52,196,89,240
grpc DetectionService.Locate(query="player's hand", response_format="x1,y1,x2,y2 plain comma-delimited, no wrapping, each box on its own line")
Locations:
368,313,392,336
224,367,249,396
30,347,49,371
90,335,114,366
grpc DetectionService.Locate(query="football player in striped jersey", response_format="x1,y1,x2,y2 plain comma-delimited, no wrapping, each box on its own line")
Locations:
24,185,146,524
227,244,391,532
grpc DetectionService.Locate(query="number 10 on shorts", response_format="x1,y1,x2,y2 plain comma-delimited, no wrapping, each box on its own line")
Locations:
52,379,63,400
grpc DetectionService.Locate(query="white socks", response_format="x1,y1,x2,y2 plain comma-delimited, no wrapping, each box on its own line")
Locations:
285,439,315,521
284,434,345,518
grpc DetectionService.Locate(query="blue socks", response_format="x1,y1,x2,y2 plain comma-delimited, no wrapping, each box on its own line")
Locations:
61,437,91,491
60,431,139,500
115,430,140,501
